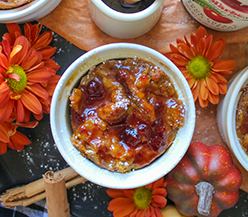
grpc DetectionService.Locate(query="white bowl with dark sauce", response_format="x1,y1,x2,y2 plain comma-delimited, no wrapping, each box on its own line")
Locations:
87,0,164,39
50,43,195,189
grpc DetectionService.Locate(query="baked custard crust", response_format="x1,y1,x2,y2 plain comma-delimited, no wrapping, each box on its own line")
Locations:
69,58,185,173
236,86,248,155
0,0,33,9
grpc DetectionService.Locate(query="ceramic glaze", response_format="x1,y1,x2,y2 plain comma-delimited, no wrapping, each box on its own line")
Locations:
182,0,248,31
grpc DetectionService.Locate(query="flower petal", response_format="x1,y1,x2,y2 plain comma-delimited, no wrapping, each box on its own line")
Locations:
113,203,136,217
34,112,43,121
200,80,209,100
6,23,22,42
204,35,213,57
212,60,236,71
196,26,208,43
124,190,135,198
129,208,139,217
11,131,31,146
0,81,10,95
176,37,185,44
152,177,165,189
153,207,163,217
169,44,180,54
43,59,60,73
16,121,38,128
187,76,196,89
208,72,227,85
170,54,189,66
190,32,197,53
108,197,133,211
16,100,25,123
197,37,207,57
10,36,30,66
0,100,14,122
181,70,191,79
24,23,40,43
107,189,126,198
152,188,167,197
0,124,9,143
206,76,219,95
0,52,9,70
192,81,200,102
177,43,195,59
214,70,233,75
21,47,40,70
26,84,49,100
199,95,209,108
219,83,227,94
40,46,57,59
152,195,167,208
45,75,60,96
147,206,155,217
136,208,147,217
206,37,225,62
20,90,42,114
33,31,53,50
2,36,11,58
208,93,219,104
0,142,7,155
27,68,51,83
8,73,21,81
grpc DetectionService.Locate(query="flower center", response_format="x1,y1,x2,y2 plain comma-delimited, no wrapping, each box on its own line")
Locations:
7,65,27,93
187,56,211,80
133,187,152,210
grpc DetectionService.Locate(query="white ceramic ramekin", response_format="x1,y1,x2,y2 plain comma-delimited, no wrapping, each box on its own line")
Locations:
50,43,195,189
87,0,164,39
217,66,248,171
0,0,61,23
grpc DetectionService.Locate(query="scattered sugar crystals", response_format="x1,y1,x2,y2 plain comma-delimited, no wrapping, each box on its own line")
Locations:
68,182,112,217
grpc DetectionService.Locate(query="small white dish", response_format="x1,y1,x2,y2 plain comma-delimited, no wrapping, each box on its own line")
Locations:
0,0,61,23
217,66,248,172
50,43,195,189
87,0,164,39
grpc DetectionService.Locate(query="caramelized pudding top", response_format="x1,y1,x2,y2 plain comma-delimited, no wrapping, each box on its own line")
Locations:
236,85,248,155
0,0,33,9
69,58,185,173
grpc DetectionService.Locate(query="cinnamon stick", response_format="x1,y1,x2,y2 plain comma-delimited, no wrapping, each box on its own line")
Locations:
0,167,78,202
1,175,87,208
44,171,70,217
0,167,87,208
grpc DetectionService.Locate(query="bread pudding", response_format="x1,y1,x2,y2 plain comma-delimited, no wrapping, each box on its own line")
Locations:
69,58,185,173
0,0,34,9
236,85,248,155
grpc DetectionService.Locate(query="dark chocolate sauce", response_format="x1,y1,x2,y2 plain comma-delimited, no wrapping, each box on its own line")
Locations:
101,0,155,13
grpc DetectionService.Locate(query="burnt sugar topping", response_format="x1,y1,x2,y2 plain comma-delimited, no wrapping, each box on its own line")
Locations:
69,58,185,173
0,0,33,9
236,85,248,155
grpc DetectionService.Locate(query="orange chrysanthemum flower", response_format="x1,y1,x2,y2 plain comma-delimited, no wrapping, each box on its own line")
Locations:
0,121,37,155
0,23,60,154
2,23,60,74
107,177,167,217
167,26,236,108
0,35,55,123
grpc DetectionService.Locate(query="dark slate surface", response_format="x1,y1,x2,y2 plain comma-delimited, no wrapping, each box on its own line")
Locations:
0,22,247,217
